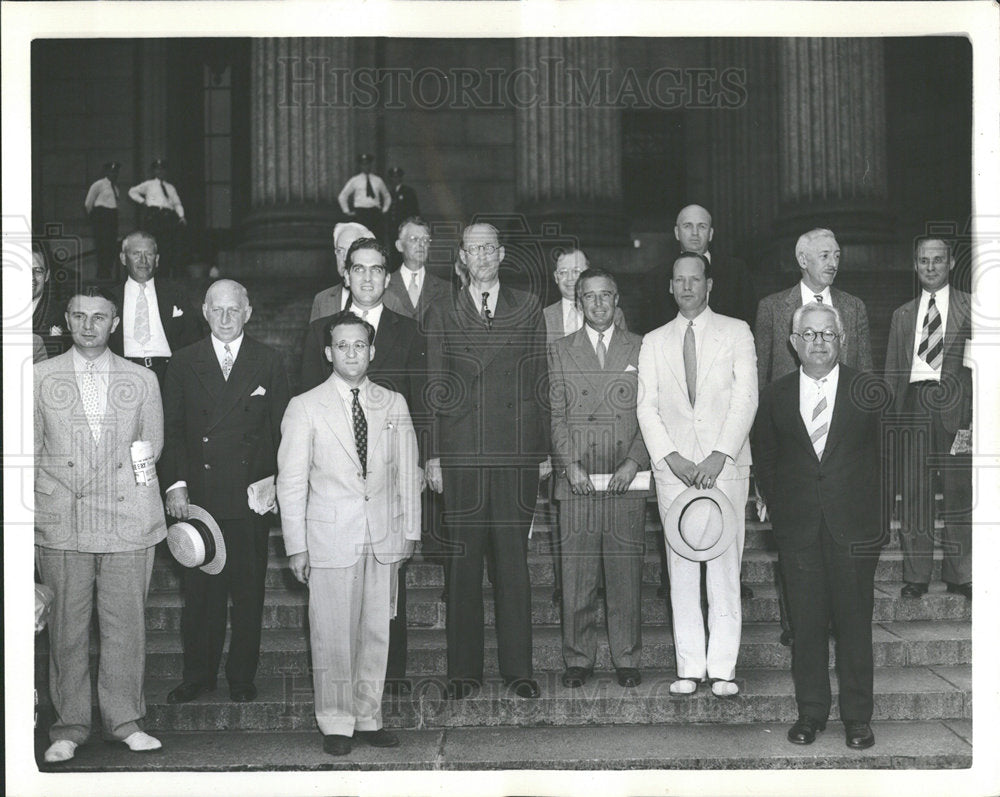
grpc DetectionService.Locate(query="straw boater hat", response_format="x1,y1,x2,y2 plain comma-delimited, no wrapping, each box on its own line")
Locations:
662,485,739,562
166,504,226,575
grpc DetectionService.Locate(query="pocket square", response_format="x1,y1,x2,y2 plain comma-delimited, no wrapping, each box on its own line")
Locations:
250,385,266,397
625,364,638,372
172,306,184,317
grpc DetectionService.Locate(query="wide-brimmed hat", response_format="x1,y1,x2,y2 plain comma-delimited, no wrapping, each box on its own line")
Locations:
662,485,738,562
166,504,226,575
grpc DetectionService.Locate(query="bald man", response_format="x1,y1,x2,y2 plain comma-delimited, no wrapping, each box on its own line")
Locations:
160,280,291,705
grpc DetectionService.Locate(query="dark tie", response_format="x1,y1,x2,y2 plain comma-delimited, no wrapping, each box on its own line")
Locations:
344,292,353,312
481,291,492,330
683,320,697,406
351,387,368,478
159,179,169,205
365,176,375,199
814,294,823,304
917,293,943,370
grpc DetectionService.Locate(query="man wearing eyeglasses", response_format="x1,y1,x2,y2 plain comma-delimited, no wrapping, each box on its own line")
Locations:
383,217,450,325
278,310,421,756
424,222,550,700
753,301,887,751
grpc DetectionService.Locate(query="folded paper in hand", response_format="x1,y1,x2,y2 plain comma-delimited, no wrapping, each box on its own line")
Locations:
588,471,651,492
247,475,277,515
950,428,972,456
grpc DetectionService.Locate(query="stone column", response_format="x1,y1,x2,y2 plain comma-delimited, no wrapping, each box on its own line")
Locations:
772,38,897,270
514,38,626,247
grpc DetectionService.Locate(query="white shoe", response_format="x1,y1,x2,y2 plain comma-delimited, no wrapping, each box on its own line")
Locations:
121,731,162,752
44,740,77,763
711,679,739,698
669,678,699,696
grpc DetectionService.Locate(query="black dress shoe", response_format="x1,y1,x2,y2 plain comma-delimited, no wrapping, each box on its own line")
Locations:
322,734,352,756
740,582,754,599
229,684,257,702
787,716,826,745
504,677,540,698
561,667,592,688
844,721,875,750
779,629,794,647
901,582,929,598
354,728,400,748
446,679,480,700
166,681,216,704
946,581,972,600
384,679,412,697
616,668,641,688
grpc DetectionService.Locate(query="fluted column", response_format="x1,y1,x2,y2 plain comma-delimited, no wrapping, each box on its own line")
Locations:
515,38,626,246
242,37,355,248
771,38,896,270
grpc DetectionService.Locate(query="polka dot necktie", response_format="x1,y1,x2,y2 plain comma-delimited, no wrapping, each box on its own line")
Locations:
351,387,368,478
81,360,102,441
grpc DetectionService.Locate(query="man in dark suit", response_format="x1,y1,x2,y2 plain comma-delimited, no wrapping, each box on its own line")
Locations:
885,237,972,600
383,216,450,327
300,238,427,694
160,279,291,704
639,204,756,334
309,222,374,323
753,301,887,751
108,231,202,385
548,268,649,689
424,222,550,700
31,243,70,358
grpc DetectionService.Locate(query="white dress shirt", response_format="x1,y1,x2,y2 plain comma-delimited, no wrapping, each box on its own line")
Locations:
585,322,614,354
337,172,391,213
211,332,244,372
676,306,709,362
800,282,832,307
402,266,425,301
562,298,584,336
468,283,499,317
909,285,950,383
128,178,185,219
84,177,119,211
799,364,840,458
351,303,384,334
122,277,172,358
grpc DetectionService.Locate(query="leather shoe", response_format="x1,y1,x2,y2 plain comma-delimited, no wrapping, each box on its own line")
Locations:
787,716,826,745
229,684,257,702
120,731,162,752
740,582,754,599
561,666,592,688
323,734,352,756
384,679,412,697
845,721,875,750
946,581,972,600
616,668,641,688
505,677,540,698
167,681,215,704
354,728,400,748
446,679,480,700
43,740,78,763
779,629,794,647
901,582,929,598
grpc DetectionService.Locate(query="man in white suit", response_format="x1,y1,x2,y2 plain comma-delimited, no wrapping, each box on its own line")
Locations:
637,252,758,697
277,310,421,757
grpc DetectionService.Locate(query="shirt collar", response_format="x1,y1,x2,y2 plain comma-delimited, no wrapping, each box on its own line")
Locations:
331,371,368,401
679,306,711,328
211,333,244,362
799,281,832,306
585,323,614,349
72,347,111,372
921,284,950,302
401,265,425,282
800,362,840,388
127,276,156,292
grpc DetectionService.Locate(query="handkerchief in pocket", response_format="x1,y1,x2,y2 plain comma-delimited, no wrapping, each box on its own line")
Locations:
625,364,638,372
172,306,184,317
250,385,266,397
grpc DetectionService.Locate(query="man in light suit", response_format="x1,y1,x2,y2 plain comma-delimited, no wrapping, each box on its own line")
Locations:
35,287,166,763
278,311,421,757
309,222,374,322
754,227,872,390
637,252,757,697
160,280,290,705
549,268,649,689
753,302,887,750
382,216,450,326
885,237,972,600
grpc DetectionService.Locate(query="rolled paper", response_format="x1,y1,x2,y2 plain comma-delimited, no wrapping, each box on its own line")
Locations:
131,440,158,486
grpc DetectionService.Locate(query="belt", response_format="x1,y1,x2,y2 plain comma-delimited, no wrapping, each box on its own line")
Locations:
128,356,170,368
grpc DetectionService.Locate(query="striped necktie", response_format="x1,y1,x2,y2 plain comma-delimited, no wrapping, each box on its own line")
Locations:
917,293,943,370
809,379,829,458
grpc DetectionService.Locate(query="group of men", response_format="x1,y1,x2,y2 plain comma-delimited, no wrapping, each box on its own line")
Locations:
34,199,972,763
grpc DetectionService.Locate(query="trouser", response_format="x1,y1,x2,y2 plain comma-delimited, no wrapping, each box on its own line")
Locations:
353,207,384,242
143,207,181,278
37,546,155,743
385,565,408,680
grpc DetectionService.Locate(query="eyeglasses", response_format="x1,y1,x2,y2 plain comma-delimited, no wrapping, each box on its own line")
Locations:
792,329,839,342
463,243,498,256
332,341,370,354
404,235,431,245
349,264,386,277
555,269,584,279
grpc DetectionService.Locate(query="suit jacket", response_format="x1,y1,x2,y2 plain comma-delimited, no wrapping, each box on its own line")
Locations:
753,365,887,551
637,308,758,483
884,288,972,433
548,327,650,500
33,285,71,358
639,252,756,334
160,335,291,520
108,277,203,357
543,300,628,347
309,284,345,323
34,351,167,552
427,284,549,462
754,284,873,390
277,377,421,568
383,268,451,328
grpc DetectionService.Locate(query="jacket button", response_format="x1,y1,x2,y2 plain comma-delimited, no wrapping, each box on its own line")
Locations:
365,496,370,502
582,390,588,396
118,496,125,502
204,463,211,470
203,437,209,443
67,461,74,468
117,463,123,469
506,402,513,408
588,415,596,422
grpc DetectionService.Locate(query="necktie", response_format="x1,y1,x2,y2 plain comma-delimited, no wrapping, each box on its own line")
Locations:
365,175,375,199
810,379,829,458
814,294,823,304
344,292,353,312
159,179,169,206
82,360,102,440
408,271,421,308
683,320,697,406
596,331,607,369
351,387,368,478
135,284,151,345
222,344,234,380
917,293,943,370
112,181,119,199
481,291,492,330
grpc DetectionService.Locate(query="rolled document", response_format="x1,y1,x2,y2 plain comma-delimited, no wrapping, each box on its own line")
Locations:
130,440,157,486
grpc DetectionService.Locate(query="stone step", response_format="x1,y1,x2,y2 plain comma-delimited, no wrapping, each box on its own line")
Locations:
33,665,970,733
142,580,971,633
37,621,971,681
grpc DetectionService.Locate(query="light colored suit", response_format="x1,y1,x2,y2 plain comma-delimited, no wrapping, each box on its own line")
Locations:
277,375,420,735
34,350,166,744
637,308,758,681
544,300,627,347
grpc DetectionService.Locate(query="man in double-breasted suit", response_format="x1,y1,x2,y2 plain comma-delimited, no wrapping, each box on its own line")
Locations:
549,268,649,689
424,222,550,700
885,237,972,600
160,279,290,704
754,228,872,390
543,248,628,346
278,311,421,756
753,301,888,750
382,216,450,327
35,287,166,763
637,252,757,697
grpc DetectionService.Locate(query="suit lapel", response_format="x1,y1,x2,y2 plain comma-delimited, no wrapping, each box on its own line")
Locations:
945,290,970,355
661,319,688,398
821,369,854,463
192,337,225,406
565,328,603,391
363,380,390,469
319,378,363,470
898,299,917,366
209,336,265,428
603,327,632,374
695,313,723,399
778,374,816,458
